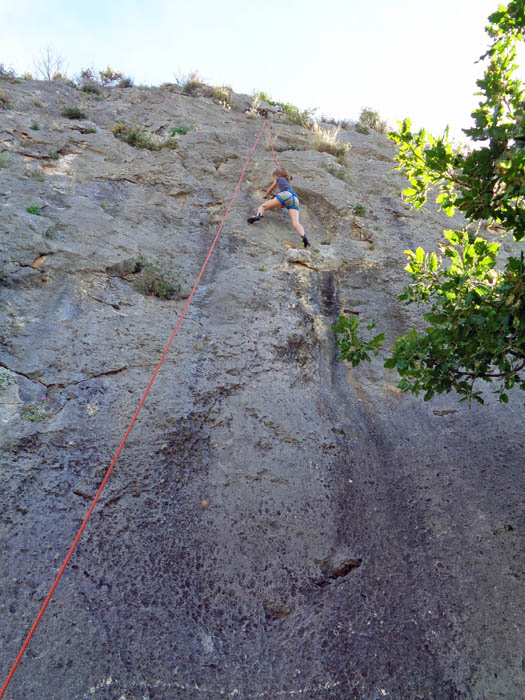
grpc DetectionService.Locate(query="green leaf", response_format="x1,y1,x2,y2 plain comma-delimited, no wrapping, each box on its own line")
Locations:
444,230,460,245
423,313,449,325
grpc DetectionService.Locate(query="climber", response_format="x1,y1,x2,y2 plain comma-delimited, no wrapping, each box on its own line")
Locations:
247,168,310,248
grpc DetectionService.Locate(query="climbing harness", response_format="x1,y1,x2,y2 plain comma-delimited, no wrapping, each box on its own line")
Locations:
0,119,273,698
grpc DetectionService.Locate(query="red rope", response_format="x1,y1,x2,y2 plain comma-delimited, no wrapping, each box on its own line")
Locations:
266,122,281,169
0,118,269,699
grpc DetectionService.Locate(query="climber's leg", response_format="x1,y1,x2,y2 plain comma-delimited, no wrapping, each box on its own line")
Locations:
256,197,282,217
288,208,305,238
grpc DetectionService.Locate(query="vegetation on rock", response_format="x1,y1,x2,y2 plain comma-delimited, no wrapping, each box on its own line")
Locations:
256,90,315,128
309,123,349,161
132,257,183,300
62,106,87,120
20,398,53,422
112,122,177,150
0,368,16,388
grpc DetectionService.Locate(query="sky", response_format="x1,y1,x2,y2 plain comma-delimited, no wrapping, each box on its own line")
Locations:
1,0,523,141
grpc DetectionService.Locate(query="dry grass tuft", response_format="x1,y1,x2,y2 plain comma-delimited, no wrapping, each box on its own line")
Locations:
310,124,349,162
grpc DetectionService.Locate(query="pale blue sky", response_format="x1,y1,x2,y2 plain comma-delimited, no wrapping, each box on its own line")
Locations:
1,0,523,140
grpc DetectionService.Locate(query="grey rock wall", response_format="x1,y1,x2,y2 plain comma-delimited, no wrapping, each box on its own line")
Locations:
0,79,523,700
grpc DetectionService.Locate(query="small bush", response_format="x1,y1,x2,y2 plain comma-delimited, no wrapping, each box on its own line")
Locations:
355,122,370,135
350,203,366,216
26,204,42,215
170,125,190,136
30,121,39,130
0,152,11,168
118,76,134,88
357,107,389,134
310,124,349,161
256,91,278,106
51,71,69,83
84,126,97,134
180,71,202,96
245,94,261,119
78,67,98,85
112,122,178,150
62,106,87,120
213,85,232,108
112,122,162,150
24,166,45,181
280,102,315,128
256,91,317,128
48,151,60,160
133,257,182,300
22,72,33,80
82,84,101,95
99,66,124,86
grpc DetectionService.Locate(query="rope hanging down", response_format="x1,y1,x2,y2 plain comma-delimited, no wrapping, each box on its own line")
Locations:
267,121,281,169
0,118,270,699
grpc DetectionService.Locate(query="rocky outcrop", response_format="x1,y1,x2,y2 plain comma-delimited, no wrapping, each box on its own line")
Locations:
1,79,523,700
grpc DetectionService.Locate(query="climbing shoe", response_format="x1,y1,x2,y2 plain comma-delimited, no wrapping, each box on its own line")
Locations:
247,215,262,224
302,235,311,248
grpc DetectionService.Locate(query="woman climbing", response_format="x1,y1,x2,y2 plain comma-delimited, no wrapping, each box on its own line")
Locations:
247,168,310,248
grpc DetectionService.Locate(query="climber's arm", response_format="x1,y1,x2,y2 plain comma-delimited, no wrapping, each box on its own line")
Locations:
264,177,277,198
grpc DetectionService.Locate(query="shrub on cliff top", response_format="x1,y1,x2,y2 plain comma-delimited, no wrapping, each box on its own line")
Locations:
179,71,203,96
99,65,124,86
254,90,315,128
357,107,389,134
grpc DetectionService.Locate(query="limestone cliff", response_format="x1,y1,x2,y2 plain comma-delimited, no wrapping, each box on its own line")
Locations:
0,79,523,700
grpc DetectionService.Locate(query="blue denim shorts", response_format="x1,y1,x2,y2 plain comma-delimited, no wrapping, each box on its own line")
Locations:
275,189,299,210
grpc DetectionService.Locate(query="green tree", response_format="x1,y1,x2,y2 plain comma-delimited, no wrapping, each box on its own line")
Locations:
333,1,525,404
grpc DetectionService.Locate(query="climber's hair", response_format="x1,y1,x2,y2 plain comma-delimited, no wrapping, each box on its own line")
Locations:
273,167,292,181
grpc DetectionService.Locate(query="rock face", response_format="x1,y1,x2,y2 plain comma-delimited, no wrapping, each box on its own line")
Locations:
0,79,523,700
